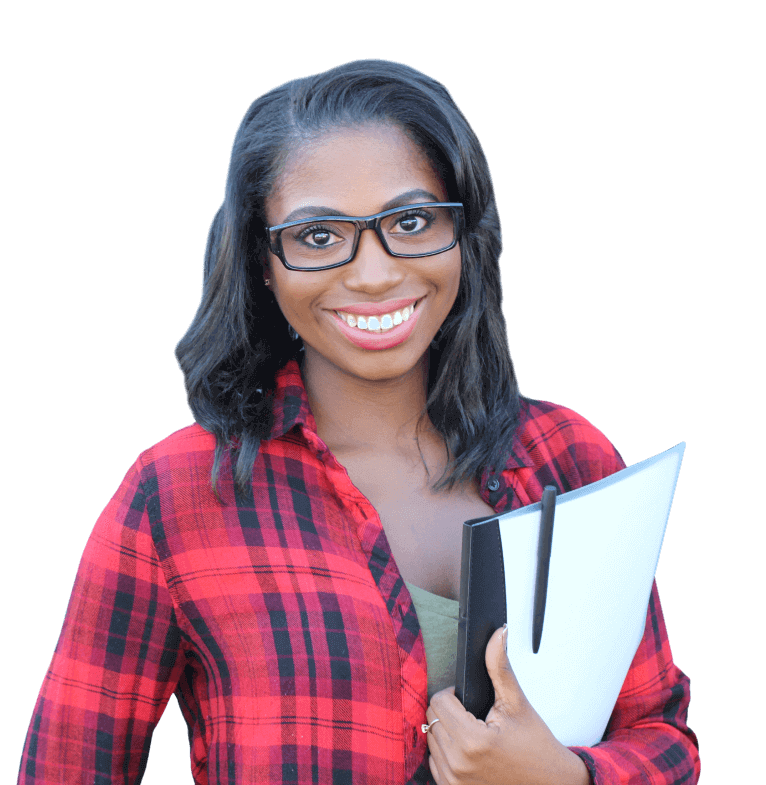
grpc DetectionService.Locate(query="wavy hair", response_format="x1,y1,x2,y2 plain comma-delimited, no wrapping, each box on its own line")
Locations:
175,59,520,495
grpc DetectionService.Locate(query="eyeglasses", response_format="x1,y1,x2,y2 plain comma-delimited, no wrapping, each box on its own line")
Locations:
267,202,464,271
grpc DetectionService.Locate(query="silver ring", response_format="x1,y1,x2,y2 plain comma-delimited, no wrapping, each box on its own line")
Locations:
421,718,441,733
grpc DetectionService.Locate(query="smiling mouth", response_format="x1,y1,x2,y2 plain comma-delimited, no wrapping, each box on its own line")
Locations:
334,299,421,334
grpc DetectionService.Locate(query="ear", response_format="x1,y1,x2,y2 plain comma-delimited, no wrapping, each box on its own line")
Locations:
260,256,272,287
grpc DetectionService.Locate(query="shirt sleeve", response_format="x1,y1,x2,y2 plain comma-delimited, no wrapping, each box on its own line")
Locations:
18,460,187,784
518,404,700,783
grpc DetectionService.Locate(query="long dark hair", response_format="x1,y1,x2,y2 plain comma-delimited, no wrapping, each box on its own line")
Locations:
176,59,520,495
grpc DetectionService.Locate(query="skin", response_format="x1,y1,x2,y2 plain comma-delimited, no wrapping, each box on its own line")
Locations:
266,127,461,462
264,123,590,785
426,627,590,785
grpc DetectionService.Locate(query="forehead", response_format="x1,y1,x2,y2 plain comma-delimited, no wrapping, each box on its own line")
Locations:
266,124,446,223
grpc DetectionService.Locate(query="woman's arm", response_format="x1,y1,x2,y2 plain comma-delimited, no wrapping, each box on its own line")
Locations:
522,404,700,782
18,462,186,784
569,580,700,784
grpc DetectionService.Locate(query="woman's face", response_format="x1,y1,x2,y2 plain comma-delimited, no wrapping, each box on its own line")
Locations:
264,123,462,385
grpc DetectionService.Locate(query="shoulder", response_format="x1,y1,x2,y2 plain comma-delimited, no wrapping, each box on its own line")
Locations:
130,423,219,491
511,398,626,490
136,423,216,466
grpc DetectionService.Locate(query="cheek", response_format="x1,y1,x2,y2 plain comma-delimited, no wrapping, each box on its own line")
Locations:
270,268,325,327
445,249,462,304
435,255,462,326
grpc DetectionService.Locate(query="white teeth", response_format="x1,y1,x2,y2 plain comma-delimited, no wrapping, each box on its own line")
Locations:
336,301,418,333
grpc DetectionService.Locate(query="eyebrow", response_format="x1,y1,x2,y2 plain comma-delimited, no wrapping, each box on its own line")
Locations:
279,189,443,224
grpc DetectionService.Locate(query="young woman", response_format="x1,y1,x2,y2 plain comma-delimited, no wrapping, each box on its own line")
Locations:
18,60,700,785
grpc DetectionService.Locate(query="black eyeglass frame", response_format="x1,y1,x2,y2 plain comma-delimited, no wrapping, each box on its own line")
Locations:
267,202,465,271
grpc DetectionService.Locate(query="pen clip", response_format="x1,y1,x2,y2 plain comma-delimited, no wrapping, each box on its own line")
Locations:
533,485,557,653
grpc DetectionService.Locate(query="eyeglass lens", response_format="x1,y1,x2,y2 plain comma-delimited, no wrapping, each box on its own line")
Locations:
279,205,456,269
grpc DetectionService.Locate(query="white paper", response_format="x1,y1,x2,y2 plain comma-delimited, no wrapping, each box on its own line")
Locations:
497,443,684,747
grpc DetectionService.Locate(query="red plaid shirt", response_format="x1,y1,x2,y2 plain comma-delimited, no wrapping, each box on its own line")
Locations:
19,360,699,784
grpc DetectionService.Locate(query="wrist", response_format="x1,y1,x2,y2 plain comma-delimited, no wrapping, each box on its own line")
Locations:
559,748,592,785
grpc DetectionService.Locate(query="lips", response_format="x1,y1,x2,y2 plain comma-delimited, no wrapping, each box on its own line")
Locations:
330,298,424,351
333,296,419,317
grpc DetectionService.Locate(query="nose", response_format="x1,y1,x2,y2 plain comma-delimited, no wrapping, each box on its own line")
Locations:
344,227,405,293
352,225,396,268
340,229,407,299
341,228,405,288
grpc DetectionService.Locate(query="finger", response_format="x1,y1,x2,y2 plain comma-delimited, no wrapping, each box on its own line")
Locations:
425,718,452,784
484,624,528,715
428,687,477,736
485,624,517,688
428,745,445,785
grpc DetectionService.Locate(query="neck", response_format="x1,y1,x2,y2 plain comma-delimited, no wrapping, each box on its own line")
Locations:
301,349,440,458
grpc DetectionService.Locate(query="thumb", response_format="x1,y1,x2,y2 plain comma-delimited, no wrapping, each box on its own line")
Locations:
484,624,527,716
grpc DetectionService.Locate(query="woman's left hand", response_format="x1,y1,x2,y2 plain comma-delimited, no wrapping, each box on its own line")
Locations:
425,626,590,785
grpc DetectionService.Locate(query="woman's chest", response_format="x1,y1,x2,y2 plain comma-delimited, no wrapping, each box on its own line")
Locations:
338,456,496,601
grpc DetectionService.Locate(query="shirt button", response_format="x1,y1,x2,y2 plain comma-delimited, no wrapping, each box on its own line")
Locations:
487,478,500,492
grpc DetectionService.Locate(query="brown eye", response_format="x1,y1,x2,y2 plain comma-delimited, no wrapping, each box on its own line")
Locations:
294,224,343,248
398,216,421,232
387,209,434,236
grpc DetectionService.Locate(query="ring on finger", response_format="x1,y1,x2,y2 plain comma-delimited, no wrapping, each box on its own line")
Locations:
421,718,441,733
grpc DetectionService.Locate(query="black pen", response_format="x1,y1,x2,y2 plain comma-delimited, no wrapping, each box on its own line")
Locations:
533,485,557,653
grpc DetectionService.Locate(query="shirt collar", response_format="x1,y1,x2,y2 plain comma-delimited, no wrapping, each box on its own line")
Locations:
503,399,537,470
269,359,316,440
268,359,535,470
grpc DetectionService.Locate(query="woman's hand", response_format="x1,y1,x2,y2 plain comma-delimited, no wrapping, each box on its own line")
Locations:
425,626,591,785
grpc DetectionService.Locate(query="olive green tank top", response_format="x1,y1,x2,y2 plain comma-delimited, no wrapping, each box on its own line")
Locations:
404,581,460,701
